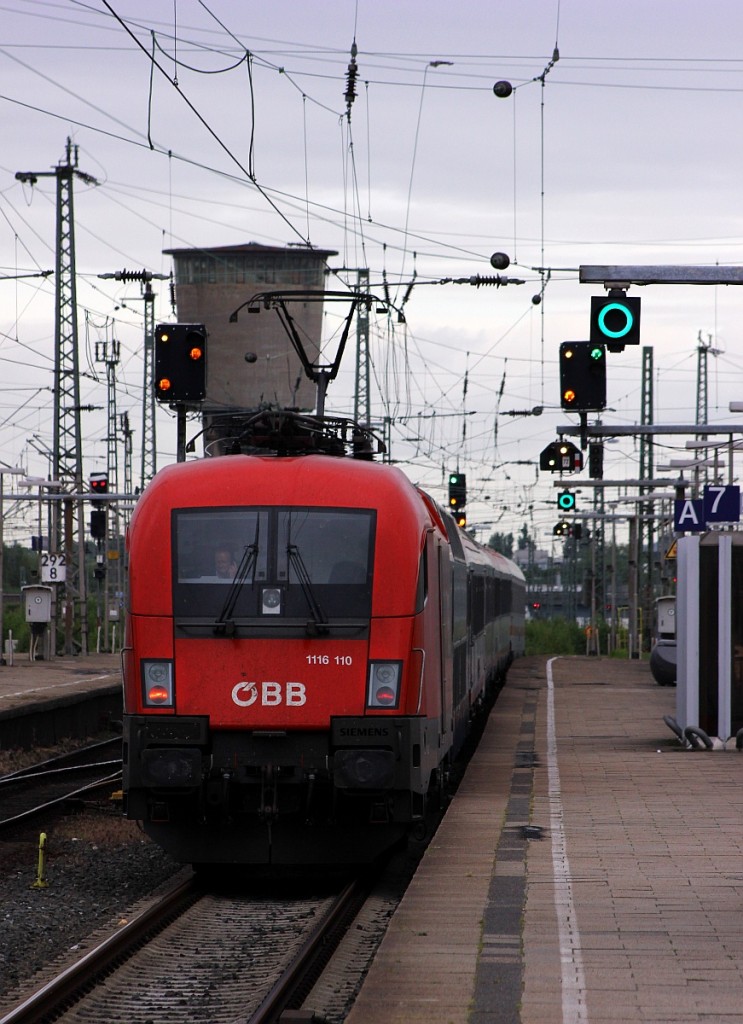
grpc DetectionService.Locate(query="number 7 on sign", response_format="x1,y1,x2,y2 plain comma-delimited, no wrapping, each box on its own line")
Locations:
703,484,740,524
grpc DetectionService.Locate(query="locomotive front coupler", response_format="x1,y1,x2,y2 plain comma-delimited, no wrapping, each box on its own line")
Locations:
258,764,279,822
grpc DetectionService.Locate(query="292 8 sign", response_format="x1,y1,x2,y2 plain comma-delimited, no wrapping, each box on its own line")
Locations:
41,552,66,583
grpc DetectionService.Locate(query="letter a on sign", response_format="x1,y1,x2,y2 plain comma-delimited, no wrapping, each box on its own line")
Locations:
674,498,704,532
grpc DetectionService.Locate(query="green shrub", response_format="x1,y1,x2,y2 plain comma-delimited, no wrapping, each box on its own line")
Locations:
526,617,585,655
3,605,30,653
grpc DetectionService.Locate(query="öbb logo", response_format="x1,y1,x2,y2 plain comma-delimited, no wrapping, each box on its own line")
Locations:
231,681,307,707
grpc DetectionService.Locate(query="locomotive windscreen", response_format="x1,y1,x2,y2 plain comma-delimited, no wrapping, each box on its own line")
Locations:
171,506,375,627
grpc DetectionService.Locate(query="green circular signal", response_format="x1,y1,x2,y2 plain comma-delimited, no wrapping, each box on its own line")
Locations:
557,490,576,511
597,302,633,339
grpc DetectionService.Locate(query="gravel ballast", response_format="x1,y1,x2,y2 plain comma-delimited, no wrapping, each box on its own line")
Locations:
0,809,181,1005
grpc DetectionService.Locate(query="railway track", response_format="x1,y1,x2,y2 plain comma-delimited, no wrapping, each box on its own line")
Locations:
0,871,370,1024
0,737,122,832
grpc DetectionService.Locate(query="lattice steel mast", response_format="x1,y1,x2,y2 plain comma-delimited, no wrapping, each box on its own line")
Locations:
16,139,97,654
97,270,167,492
353,268,370,426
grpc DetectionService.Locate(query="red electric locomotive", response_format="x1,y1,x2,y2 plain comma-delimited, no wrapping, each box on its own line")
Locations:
122,433,525,868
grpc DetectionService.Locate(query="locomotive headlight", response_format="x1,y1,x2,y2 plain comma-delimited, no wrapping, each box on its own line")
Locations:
142,659,174,707
367,661,402,709
261,587,282,615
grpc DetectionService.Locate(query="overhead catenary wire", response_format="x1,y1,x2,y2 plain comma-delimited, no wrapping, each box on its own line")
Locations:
1,6,740,552
99,0,312,247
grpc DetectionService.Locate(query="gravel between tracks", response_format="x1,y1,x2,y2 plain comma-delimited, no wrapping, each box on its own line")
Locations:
0,797,181,1006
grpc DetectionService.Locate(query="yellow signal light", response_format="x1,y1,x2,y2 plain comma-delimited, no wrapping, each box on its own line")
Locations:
563,388,576,404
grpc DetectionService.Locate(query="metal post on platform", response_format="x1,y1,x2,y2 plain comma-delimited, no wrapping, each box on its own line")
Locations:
677,535,700,731
628,515,639,658
718,534,732,740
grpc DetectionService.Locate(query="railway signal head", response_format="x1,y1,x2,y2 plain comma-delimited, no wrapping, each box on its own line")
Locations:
553,520,571,537
589,442,604,479
155,323,207,404
448,472,467,511
590,293,641,352
89,472,108,501
540,440,583,473
89,508,106,540
557,489,576,511
559,340,606,411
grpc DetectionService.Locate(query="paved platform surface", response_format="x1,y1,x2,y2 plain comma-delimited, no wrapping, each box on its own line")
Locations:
344,655,743,1024
0,652,121,749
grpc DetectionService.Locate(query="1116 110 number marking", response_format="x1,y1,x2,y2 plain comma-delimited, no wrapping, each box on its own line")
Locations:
306,654,353,666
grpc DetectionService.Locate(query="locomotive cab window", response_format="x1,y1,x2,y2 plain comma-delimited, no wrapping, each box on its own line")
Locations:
277,509,372,586
172,506,375,630
175,509,269,583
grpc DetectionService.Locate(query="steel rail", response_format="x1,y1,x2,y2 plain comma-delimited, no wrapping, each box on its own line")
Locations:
0,770,123,833
0,875,197,1024
244,877,366,1024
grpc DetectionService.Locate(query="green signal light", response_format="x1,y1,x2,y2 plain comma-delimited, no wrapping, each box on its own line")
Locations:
557,490,576,511
590,346,604,360
597,302,633,339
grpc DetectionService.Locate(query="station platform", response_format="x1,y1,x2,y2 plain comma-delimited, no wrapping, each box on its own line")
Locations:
0,652,121,750
345,655,743,1024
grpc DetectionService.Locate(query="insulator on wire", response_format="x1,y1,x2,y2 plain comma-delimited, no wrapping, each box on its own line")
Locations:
401,275,416,308
457,275,525,288
469,275,505,288
345,40,358,110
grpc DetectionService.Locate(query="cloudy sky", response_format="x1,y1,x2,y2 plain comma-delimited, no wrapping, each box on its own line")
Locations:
3,0,743,546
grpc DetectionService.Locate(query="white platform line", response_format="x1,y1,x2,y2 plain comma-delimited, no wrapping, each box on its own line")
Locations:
0,673,116,700
546,656,588,1023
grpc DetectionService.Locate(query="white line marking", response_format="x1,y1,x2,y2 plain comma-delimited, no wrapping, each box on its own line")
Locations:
0,673,116,700
546,656,588,1023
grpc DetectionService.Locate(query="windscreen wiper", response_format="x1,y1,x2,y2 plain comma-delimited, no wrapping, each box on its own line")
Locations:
287,543,329,636
214,522,260,635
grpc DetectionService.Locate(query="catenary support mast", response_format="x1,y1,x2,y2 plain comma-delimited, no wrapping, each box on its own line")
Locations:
16,139,97,654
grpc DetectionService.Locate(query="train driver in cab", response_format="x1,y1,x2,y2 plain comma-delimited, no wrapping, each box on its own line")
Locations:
214,544,237,580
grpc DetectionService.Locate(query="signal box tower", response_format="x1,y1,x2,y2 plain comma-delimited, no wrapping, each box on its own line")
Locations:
163,243,337,420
